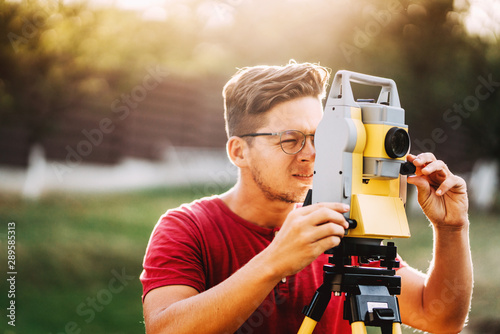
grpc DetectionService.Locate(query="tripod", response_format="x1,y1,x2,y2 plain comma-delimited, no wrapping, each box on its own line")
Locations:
298,237,403,334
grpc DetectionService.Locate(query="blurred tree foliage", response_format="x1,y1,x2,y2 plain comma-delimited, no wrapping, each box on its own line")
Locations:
0,0,201,144
0,0,499,169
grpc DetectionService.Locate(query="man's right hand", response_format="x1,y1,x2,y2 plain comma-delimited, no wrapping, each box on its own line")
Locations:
264,202,350,279
143,202,349,334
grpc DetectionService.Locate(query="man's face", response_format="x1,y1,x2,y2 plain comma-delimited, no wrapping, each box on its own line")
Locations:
245,96,323,203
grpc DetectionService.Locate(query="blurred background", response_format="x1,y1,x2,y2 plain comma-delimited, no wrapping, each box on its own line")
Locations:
0,0,499,333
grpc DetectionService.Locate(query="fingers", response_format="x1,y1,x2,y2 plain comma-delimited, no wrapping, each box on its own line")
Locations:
410,153,448,177
408,152,464,196
437,174,467,195
299,201,350,216
298,202,350,230
406,174,430,192
311,220,347,242
284,202,350,253
302,203,351,250
316,233,344,254
420,160,448,178
435,175,458,196
408,152,436,167
272,202,350,274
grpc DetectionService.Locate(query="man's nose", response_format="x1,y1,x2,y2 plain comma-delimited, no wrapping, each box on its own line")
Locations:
298,136,315,161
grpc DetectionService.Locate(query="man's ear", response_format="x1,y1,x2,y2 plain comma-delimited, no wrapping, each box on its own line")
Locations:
226,136,249,168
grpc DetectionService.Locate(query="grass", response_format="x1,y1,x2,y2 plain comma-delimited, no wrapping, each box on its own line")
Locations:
0,186,498,334
0,186,208,334
396,209,500,333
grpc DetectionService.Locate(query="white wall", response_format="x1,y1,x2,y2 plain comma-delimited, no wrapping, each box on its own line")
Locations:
0,144,237,198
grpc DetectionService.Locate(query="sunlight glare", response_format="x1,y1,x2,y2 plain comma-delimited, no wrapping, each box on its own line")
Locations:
458,0,500,43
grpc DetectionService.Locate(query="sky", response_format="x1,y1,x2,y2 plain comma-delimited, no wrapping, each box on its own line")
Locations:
101,0,500,43
456,0,500,43
7,0,500,42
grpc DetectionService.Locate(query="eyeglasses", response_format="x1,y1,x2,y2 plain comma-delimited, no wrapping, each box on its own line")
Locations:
238,130,314,155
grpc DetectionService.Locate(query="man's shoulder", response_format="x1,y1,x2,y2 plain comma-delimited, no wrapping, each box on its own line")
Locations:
169,195,223,215
158,195,227,227
146,196,225,243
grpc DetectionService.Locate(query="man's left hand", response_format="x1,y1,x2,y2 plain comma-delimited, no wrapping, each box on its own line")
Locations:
406,153,469,228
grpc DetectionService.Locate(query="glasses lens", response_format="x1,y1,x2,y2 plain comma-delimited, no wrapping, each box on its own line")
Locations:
280,130,305,154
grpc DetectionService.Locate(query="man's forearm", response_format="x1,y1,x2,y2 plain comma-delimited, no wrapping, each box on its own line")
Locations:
147,250,283,334
423,222,473,332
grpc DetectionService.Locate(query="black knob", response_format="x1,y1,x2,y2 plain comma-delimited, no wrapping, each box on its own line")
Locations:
400,161,416,175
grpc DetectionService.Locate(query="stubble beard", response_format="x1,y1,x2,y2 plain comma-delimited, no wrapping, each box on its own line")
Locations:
250,165,308,204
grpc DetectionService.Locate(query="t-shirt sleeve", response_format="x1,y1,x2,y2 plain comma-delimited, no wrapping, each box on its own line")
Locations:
140,210,206,301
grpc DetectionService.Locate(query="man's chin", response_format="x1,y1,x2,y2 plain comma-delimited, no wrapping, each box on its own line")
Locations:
264,189,307,204
252,171,310,204
287,188,310,204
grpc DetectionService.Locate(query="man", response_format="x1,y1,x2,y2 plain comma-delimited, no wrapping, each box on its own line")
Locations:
140,62,472,333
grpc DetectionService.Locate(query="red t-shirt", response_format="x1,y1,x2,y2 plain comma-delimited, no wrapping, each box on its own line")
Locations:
140,196,403,333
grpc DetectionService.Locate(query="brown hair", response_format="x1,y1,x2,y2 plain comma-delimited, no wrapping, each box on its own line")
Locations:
222,60,330,138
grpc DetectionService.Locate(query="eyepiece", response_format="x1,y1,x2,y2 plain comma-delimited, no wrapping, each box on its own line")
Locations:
385,127,410,158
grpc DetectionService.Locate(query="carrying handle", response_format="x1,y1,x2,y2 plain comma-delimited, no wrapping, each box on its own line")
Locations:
330,70,401,108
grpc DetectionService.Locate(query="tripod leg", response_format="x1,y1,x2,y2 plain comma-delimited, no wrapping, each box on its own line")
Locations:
351,321,368,334
392,322,402,334
299,281,333,334
297,317,317,334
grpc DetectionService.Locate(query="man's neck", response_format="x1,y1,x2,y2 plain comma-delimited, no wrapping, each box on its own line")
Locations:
220,183,295,229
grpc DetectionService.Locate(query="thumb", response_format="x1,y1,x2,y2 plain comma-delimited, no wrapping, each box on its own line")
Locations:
407,175,431,202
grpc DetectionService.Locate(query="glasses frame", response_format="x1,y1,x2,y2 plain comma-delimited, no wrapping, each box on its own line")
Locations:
238,130,314,155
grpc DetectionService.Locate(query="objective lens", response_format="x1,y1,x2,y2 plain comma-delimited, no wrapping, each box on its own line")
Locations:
385,127,410,158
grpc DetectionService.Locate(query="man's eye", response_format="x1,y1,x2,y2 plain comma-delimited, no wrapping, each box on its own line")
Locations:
282,139,298,144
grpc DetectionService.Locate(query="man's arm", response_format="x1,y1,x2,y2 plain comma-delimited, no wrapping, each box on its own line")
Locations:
143,202,350,334
398,153,473,333
143,250,284,334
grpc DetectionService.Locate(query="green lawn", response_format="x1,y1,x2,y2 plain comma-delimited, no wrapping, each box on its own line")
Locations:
0,187,498,333
397,209,500,333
